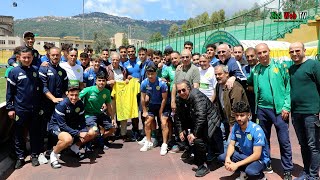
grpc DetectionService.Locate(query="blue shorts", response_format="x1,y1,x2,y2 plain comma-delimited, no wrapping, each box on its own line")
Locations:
49,125,88,142
86,113,114,131
148,104,171,117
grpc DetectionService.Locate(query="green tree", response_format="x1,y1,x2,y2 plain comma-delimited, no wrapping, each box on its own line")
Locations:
198,12,210,25
148,32,163,43
93,31,111,53
122,34,129,46
282,0,317,11
218,9,225,22
167,23,179,37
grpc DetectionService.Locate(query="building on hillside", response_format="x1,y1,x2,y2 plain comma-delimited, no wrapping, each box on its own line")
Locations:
33,36,94,51
110,32,144,48
0,36,22,50
0,35,94,51
0,16,14,36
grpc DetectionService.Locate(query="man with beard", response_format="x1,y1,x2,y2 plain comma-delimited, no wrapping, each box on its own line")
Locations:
38,47,68,160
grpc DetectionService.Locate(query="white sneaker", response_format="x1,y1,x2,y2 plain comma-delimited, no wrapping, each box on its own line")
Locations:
140,141,153,152
160,143,168,156
38,153,48,165
138,136,146,145
236,171,248,180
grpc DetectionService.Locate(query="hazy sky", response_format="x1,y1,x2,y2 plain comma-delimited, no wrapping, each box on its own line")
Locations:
1,0,279,20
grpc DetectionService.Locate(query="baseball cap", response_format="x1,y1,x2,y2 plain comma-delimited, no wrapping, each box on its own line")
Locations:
23,31,35,38
164,45,173,55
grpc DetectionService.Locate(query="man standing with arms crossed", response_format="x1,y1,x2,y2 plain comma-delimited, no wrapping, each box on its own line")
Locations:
289,42,320,180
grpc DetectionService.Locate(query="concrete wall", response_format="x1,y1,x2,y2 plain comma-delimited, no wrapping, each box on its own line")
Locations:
277,24,318,43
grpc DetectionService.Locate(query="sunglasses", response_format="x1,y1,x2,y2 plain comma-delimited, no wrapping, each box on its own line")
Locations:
177,88,187,94
217,50,226,54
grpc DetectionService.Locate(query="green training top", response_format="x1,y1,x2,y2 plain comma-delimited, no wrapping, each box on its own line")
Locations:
79,86,111,117
161,64,176,91
289,59,320,114
257,65,274,109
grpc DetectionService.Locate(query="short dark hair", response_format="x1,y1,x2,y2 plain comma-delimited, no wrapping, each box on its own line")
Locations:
245,47,256,54
176,79,192,90
43,42,55,50
138,47,147,53
146,64,157,72
80,52,89,58
61,44,71,51
96,71,107,80
13,46,24,55
102,48,109,52
171,51,180,55
232,101,250,113
119,46,127,51
184,41,193,47
127,45,136,51
153,50,162,57
84,47,93,53
147,49,154,56
110,48,117,52
68,47,78,53
206,43,216,50
233,44,244,51
18,47,33,55
192,52,200,56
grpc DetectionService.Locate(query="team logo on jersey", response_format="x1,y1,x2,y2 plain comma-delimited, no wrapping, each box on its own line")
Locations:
156,86,160,90
77,69,81,73
75,107,80,113
102,94,107,99
33,72,37,77
39,109,44,115
247,134,252,141
256,118,260,125
15,115,19,121
273,67,279,73
58,71,62,76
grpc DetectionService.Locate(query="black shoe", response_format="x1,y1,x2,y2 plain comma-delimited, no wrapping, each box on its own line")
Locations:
283,171,292,180
45,149,52,159
15,159,25,169
31,156,40,167
195,165,210,177
264,164,274,174
180,149,192,160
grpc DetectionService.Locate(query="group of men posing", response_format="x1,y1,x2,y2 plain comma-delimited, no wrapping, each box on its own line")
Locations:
5,31,320,180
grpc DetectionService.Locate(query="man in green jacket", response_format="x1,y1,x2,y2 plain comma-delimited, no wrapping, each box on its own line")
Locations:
247,43,293,180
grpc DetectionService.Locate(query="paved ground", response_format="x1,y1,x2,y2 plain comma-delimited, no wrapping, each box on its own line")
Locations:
6,122,306,180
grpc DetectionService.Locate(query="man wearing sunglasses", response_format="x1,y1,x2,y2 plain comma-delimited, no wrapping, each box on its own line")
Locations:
175,79,222,177
213,44,247,89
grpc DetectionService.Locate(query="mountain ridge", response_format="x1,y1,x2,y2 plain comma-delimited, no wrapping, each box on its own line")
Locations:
14,12,186,41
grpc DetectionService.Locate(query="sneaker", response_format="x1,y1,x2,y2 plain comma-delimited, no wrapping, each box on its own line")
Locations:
236,171,248,180
38,153,48,165
50,152,61,169
140,141,153,152
138,136,146,145
195,165,210,177
264,164,274,174
44,149,52,159
160,143,168,156
76,152,85,159
103,145,109,150
31,156,40,167
283,172,292,180
169,145,180,153
151,138,158,147
293,172,308,180
15,159,25,169
180,149,192,160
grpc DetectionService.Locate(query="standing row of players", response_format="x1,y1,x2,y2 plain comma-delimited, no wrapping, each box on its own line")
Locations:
6,31,319,179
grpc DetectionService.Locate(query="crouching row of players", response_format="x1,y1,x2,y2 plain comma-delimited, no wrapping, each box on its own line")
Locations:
7,48,116,169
